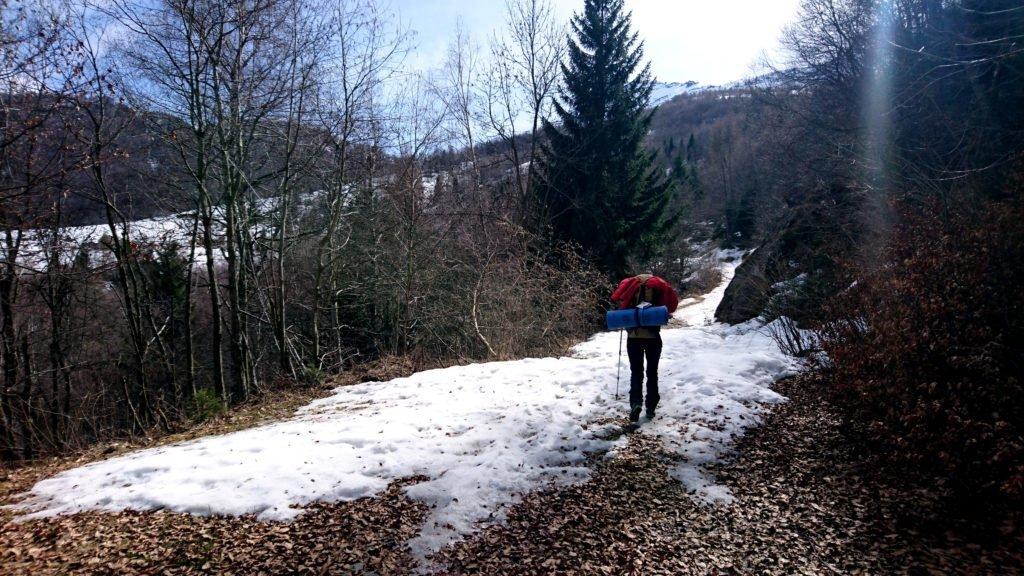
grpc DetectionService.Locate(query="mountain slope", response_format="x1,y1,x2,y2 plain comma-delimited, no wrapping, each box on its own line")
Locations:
650,80,704,105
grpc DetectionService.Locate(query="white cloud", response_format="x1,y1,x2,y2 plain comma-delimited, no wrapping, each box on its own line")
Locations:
628,0,801,84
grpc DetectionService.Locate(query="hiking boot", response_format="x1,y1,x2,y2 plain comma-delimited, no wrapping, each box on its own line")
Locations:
629,405,642,423
645,407,656,420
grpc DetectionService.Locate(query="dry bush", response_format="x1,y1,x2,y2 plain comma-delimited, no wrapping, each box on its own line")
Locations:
398,223,606,364
766,316,818,358
473,240,607,359
818,197,1024,508
679,254,723,299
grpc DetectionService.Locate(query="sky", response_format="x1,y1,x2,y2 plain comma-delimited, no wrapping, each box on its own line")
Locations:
394,0,802,86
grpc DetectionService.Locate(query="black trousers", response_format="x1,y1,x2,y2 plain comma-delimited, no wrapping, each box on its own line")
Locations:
626,337,662,410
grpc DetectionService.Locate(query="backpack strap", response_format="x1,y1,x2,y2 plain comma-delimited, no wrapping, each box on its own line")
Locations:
633,277,657,307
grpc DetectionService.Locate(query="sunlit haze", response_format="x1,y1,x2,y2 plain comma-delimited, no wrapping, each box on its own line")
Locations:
396,0,802,85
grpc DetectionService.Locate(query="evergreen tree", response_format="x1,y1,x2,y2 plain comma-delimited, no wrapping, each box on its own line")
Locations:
535,0,675,277
689,164,703,201
672,153,687,183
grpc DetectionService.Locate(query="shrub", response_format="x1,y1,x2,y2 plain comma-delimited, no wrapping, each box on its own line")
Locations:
188,389,226,423
818,198,1024,508
680,253,724,298
298,364,326,386
765,315,819,358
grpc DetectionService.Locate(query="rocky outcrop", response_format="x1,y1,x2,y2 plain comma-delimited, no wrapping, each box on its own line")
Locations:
716,245,777,324
715,185,859,325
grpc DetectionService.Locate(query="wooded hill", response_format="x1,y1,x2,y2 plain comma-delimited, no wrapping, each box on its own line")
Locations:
3,0,1023,519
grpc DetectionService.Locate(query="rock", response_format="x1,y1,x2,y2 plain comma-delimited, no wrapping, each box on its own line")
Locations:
716,183,860,325
716,246,774,324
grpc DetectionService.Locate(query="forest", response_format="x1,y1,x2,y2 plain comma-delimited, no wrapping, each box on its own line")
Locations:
1,0,1023,573
2,0,610,459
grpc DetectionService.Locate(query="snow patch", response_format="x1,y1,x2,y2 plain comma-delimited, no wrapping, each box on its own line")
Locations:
7,190,331,272
650,80,704,105
9,252,797,562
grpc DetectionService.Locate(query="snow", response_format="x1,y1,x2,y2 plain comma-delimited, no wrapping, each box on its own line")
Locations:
650,80,705,105
420,175,438,200
10,251,798,561
6,212,194,272
7,191,331,273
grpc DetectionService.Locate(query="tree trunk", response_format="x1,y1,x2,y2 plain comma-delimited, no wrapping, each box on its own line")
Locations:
185,210,199,398
0,233,21,459
199,199,226,402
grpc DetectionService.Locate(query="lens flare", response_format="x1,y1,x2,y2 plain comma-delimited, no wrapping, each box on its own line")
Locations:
861,0,897,260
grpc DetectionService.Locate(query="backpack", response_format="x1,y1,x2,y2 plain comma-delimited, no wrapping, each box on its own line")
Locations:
611,274,679,313
632,278,658,308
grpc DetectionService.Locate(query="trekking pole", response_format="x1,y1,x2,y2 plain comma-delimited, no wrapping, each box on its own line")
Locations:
615,328,624,400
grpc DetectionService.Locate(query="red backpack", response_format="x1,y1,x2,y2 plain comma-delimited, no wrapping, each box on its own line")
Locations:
611,275,679,313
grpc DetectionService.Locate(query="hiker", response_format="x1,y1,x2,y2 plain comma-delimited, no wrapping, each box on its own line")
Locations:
611,274,679,422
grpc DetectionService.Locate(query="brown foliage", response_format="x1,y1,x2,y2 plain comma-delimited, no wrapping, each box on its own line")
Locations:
819,196,1024,507
1,480,427,575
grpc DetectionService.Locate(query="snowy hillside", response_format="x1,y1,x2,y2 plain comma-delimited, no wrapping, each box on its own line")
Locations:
8,182,449,273
11,253,797,561
651,80,707,105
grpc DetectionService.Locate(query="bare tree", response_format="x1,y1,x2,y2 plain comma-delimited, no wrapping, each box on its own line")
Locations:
251,0,326,380
483,0,563,223
112,0,229,400
70,8,168,430
310,0,407,369
113,0,325,400
0,0,81,458
383,75,447,355
437,21,482,190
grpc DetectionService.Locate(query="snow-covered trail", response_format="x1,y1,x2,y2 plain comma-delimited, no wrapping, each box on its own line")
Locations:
11,254,797,559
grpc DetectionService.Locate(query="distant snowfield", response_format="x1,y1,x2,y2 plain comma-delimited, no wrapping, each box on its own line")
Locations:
650,80,705,105
10,193,313,271
11,253,797,560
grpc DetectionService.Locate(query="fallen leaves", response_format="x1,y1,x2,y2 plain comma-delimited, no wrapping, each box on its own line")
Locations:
1,478,428,575
2,376,1022,575
432,376,1024,575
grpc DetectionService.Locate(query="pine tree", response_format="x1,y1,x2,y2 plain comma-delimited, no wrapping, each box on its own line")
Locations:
672,153,687,184
535,0,675,277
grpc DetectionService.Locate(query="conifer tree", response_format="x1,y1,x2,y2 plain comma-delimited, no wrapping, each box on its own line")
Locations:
672,154,687,183
535,0,675,277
